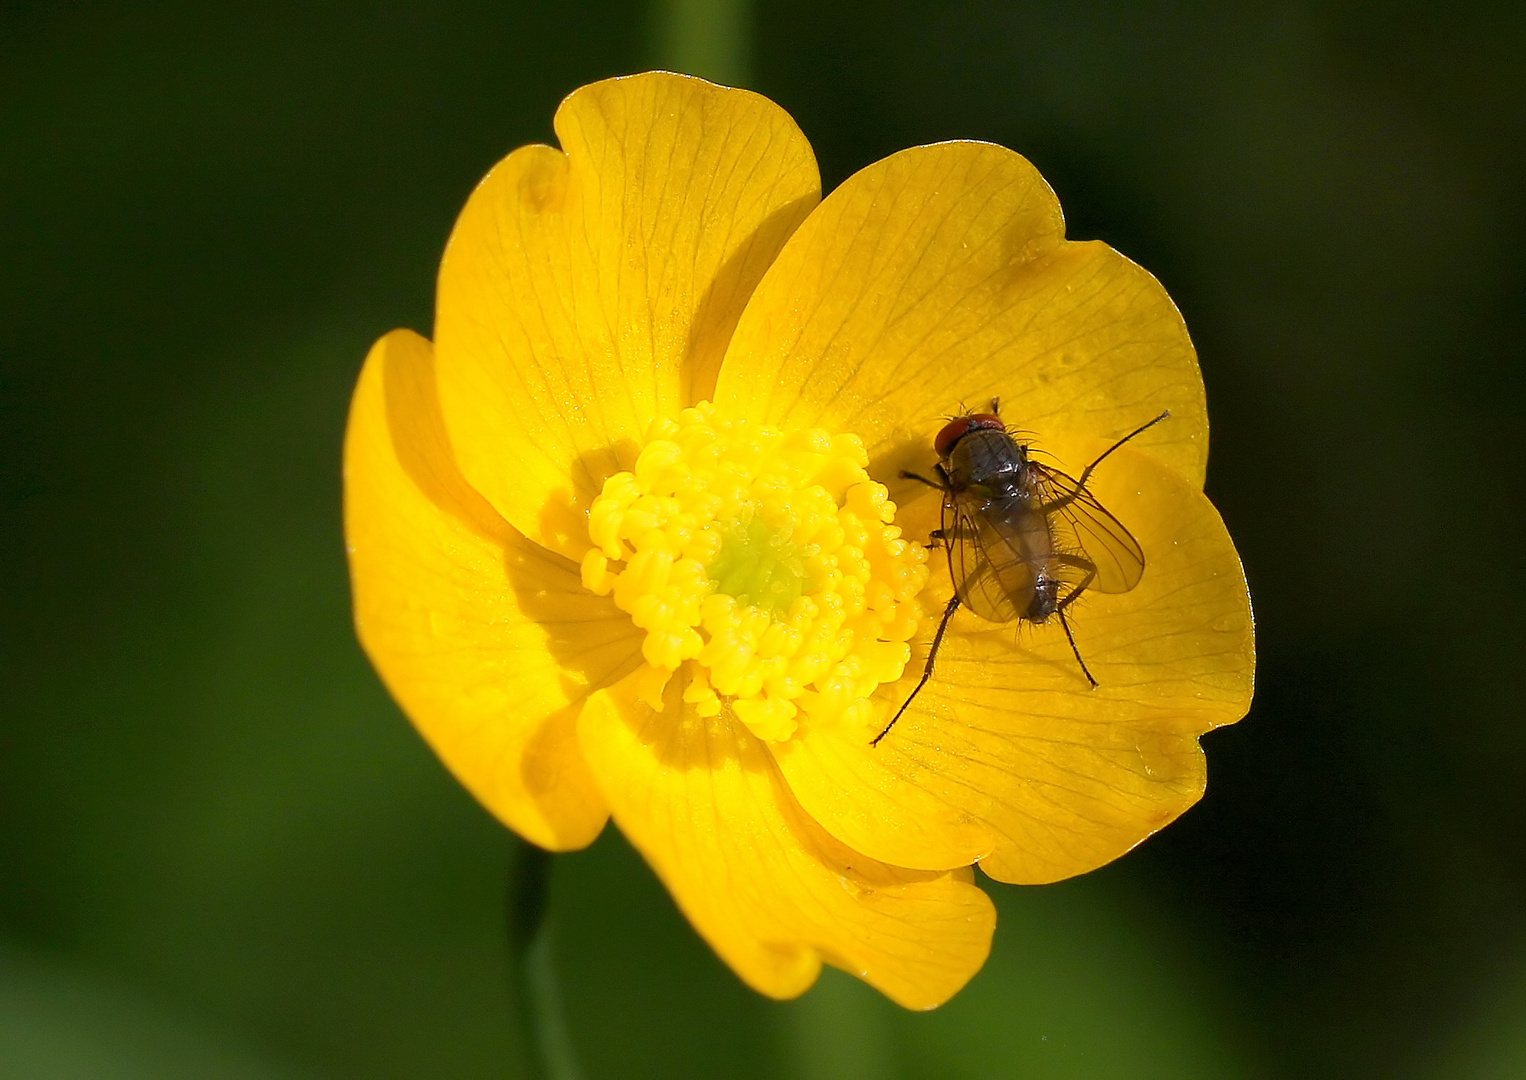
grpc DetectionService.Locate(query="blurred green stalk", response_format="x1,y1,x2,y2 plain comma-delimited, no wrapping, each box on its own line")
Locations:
655,0,752,87
509,844,581,1080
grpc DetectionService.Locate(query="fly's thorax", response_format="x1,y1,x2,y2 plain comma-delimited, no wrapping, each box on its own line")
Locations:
942,427,1030,497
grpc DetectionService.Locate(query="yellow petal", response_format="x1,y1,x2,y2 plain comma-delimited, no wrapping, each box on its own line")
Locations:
715,141,1208,491
434,72,821,559
345,328,643,850
577,667,996,1009
772,446,1254,880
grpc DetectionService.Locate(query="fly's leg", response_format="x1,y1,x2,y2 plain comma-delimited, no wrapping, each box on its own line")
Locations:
1052,554,1098,611
1058,610,1097,688
1075,411,1171,489
900,462,953,489
1052,554,1100,687
990,396,1001,415
898,469,952,552
1032,412,1170,518
872,594,961,747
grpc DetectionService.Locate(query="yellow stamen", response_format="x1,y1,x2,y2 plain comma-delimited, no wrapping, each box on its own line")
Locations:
581,402,928,743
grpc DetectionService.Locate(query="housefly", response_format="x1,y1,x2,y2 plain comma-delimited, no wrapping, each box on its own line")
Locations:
872,404,1168,746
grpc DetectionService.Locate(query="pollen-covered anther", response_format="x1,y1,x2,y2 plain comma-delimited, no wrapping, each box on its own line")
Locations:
580,402,930,743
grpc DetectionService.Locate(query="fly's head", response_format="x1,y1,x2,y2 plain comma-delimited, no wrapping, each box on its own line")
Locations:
934,413,1007,461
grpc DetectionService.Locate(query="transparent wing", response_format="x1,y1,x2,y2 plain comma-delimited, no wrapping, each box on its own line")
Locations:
1028,465,1145,594
942,491,1028,623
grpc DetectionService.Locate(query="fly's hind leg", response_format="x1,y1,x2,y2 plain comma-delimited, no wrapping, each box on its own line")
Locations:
1057,610,1097,688
1052,554,1100,687
1052,554,1098,612
872,594,961,747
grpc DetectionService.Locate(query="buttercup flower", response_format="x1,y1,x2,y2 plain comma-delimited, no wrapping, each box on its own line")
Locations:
344,72,1254,1009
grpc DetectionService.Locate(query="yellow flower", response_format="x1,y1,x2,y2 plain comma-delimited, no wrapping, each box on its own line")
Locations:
343,72,1254,1010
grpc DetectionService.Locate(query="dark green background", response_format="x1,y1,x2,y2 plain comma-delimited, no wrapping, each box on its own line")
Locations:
4,2,1524,1077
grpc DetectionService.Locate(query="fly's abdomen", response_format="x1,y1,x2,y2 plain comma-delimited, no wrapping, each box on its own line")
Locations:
954,501,1052,623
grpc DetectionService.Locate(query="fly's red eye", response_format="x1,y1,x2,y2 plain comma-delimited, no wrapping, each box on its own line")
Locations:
934,413,1005,458
933,418,972,458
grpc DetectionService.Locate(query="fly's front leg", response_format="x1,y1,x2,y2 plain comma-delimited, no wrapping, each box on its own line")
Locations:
899,470,941,489
898,468,952,550
898,464,954,489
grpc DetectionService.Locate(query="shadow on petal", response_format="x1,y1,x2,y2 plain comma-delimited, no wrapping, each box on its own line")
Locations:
686,191,820,405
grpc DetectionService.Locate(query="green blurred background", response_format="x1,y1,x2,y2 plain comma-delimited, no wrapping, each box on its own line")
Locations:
4,2,1525,1077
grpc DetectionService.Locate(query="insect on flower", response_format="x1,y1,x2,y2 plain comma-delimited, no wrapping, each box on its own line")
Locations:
873,404,1169,746
346,72,1255,1008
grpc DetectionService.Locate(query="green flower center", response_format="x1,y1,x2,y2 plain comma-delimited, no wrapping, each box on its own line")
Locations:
581,402,928,743
708,517,809,614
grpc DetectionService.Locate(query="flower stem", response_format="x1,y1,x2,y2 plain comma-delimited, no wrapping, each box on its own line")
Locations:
508,843,581,1080
654,0,753,88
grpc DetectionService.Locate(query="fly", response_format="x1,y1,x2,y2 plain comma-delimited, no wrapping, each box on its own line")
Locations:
872,403,1168,746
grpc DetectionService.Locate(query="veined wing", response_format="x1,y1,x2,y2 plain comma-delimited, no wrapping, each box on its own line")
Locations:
942,490,1033,623
1029,464,1145,594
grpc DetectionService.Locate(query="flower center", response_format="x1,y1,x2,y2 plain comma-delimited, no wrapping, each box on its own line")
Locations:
708,518,808,614
581,402,928,743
